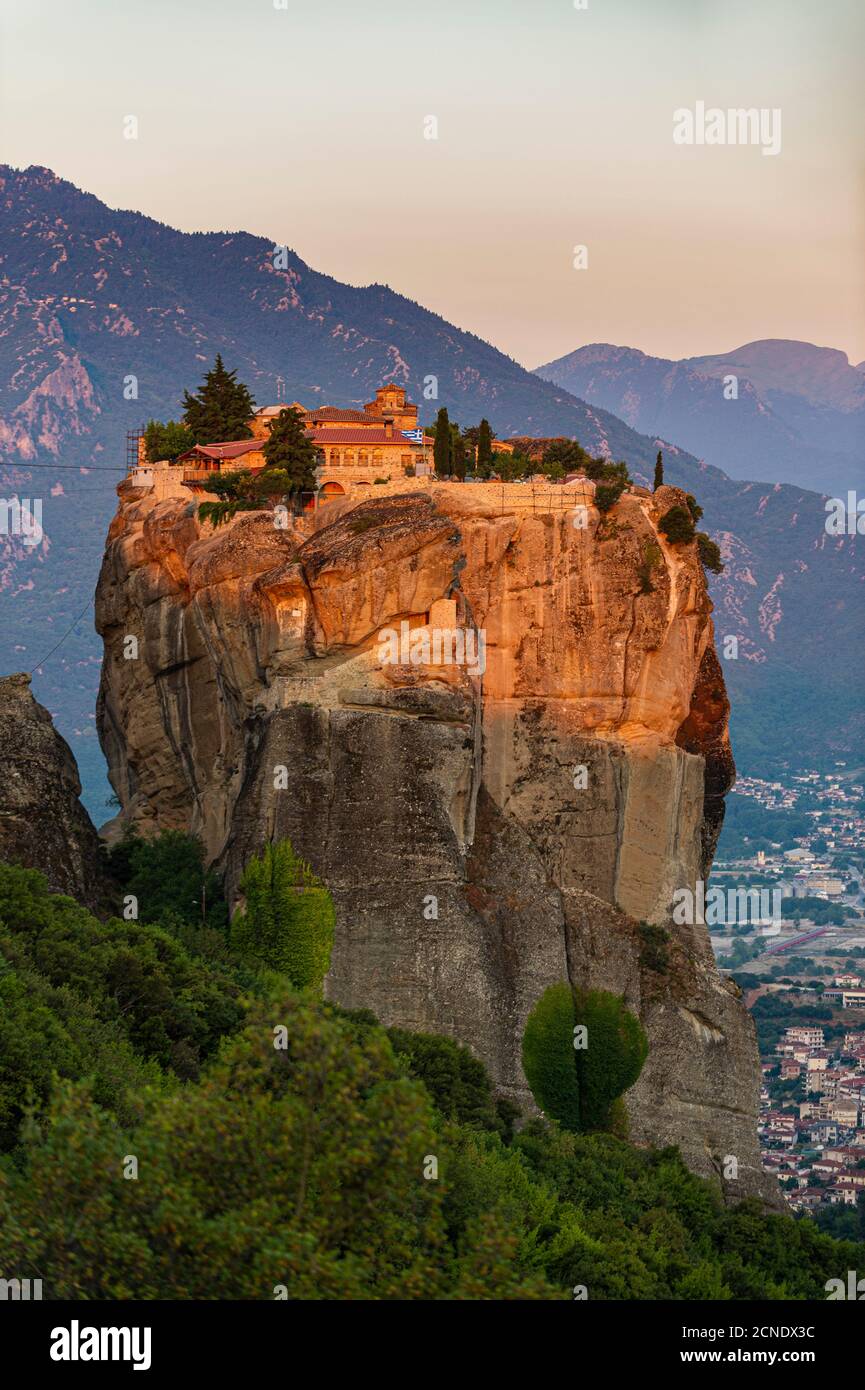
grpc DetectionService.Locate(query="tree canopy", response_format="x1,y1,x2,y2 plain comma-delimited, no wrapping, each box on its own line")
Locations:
476,418,495,475
143,419,194,463
2,843,862,1301
1,968,861,1300
182,354,256,443
262,406,320,494
0,861,243,1149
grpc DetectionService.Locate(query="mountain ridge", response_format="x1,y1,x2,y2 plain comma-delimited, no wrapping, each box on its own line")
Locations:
0,165,861,808
535,339,865,494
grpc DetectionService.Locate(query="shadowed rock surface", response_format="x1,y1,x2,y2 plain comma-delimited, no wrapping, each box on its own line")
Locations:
0,672,105,910
95,476,779,1206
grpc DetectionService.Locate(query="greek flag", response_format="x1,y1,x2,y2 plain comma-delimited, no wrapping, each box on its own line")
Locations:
401,428,424,443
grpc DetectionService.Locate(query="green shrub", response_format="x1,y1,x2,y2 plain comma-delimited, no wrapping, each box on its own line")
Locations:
573,988,649,1132
595,481,625,514
104,829,227,932
387,1026,514,1137
659,504,696,545
522,982,581,1132
637,540,662,594
697,532,724,574
230,839,335,992
522,983,648,1135
638,921,670,973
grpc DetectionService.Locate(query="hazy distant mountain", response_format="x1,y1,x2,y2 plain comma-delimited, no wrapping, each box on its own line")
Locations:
535,341,865,494
0,166,861,809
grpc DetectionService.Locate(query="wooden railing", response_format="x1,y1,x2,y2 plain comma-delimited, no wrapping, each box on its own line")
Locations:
182,469,217,484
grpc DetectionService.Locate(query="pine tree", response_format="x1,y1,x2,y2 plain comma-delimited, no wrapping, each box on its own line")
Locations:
433,407,452,476
182,354,256,443
262,406,320,494
653,450,664,491
477,418,494,475
230,839,335,993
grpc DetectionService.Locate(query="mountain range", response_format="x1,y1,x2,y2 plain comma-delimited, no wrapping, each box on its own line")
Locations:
0,165,861,814
535,341,865,495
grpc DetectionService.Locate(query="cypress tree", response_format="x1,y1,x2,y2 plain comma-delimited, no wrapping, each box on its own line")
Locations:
452,427,467,480
182,354,256,443
477,418,494,475
433,407,452,476
653,450,664,491
262,406,320,494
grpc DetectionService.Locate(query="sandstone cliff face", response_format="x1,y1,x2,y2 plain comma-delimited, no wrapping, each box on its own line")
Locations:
0,673,106,910
96,477,778,1206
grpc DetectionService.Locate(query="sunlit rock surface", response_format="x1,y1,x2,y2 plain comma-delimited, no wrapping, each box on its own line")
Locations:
96,478,778,1205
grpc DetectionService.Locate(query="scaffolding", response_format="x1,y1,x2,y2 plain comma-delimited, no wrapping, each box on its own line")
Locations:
126,427,144,472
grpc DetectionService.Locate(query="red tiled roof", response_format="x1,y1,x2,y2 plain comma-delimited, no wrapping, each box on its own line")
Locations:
180,439,263,462
303,408,375,424
309,427,423,446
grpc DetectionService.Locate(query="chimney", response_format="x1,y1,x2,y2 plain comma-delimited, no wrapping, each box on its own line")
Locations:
385,420,394,438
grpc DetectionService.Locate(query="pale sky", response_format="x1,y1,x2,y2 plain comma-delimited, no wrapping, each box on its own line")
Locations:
1,0,863,367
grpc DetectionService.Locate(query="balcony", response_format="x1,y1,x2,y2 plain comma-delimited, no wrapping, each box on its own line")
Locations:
182,469,219,486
